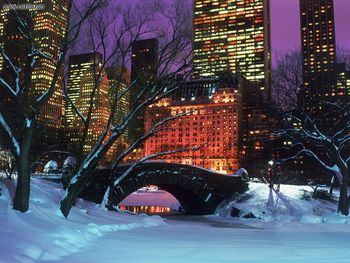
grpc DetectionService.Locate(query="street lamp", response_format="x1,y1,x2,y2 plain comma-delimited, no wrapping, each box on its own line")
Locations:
267,160,275,188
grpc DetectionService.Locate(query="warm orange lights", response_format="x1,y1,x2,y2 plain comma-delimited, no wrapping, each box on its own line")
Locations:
193,0,271,95
300,0,338,102
145,79,240,174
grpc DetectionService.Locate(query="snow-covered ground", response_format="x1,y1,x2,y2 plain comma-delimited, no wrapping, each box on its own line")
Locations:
218,182,350,224
1,178,350,263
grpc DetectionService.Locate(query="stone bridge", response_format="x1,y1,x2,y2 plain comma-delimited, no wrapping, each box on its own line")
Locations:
80,162,248,214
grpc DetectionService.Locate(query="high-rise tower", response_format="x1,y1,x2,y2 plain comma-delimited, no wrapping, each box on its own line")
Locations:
128,38,158,143
0,0,69,139
106,66,130,127
66,52,111,155
300,0,337,104
193,0,271,95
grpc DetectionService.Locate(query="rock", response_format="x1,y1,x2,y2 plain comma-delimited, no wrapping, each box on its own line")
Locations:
231,207,242,217
231,206,257,219
243,212,257,219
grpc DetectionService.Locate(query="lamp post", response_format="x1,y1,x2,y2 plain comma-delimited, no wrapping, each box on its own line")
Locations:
268,160,274,188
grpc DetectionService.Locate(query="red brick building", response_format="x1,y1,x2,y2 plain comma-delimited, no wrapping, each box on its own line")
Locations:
145,75,241,174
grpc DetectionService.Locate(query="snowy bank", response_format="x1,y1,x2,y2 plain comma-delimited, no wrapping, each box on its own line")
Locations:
1,178,350,263
217,182,350,224
0,178,165,262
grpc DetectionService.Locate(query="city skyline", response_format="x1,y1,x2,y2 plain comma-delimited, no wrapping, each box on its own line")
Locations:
116,0,350,55
1,0,348,171
0,0,69,131
1,2,350,256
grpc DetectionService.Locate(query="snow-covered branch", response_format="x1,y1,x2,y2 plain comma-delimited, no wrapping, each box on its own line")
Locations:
63,81,87,124
113,144,202,187
111,112,189,170
0,47,20,96
277,142,338,174
0,113,20,157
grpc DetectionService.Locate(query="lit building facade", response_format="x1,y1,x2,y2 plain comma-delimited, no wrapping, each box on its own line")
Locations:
32,1,69,130
0,0,69,129
106,66,130,127
106,66,131,156
193,0,271,94
337,63,350,96
129,38,159,144
66,52,115,160
300,0,337,104
145,75,241,174
0,0,69,141
0,9,30,99
239,80,276,166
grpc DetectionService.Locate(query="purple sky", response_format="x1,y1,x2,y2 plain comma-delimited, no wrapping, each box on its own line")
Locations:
100,0,349,58
271,0,350,54
120,0,349,53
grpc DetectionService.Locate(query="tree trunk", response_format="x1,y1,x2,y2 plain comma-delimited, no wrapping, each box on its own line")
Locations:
338,181,349,216
332,154,349,216
329,176,335,197
13,150,30,212
60,167,96,217
60,185,77,218
13,126,33,213
60,134,119,217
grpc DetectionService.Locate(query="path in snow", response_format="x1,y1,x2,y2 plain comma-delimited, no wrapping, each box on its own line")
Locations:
61,215,350,263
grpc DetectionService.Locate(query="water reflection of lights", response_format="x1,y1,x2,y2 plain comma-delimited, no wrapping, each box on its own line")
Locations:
118,205,172,214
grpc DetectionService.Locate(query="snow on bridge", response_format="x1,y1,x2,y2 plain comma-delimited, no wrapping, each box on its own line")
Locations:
80,162,249,214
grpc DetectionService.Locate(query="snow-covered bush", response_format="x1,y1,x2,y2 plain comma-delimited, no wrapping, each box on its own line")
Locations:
63,156,76,171
43,160,59,174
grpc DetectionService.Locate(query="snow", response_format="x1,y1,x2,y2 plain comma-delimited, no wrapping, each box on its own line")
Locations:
205,193,212,202
25,118,32,128
0,112,20,156
1,178,350,262
227,167,248,177
43,160,59,173
218,182,349,224
62,156,76,169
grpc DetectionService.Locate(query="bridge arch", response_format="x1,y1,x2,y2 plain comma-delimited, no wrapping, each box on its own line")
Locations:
80,162,248,215
111,172,214,214
108,163,248,214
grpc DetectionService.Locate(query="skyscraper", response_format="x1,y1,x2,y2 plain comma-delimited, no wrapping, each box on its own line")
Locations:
300,0,337,104
193,0,271,95
66,53,104,129
66,52,111,156
32,1,69,129
0,9,31,94
106,66,130,153
106,66,130,127
0,0,69,139
128,38,158,143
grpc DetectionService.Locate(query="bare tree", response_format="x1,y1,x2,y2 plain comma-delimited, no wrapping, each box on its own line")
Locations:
59,0,193,217
272,49,303,111
0,150,16,179
272,47,350,111
274,100,350,215
0,0,108,212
